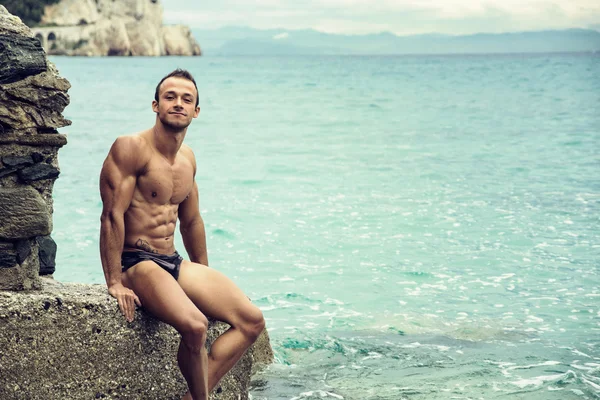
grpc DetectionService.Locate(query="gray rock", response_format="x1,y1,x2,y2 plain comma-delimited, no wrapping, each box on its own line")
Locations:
0,6,33,37
0,278,274,399
163,25,202,56
0,167,17,178
0,65,72,131
0,250,17,268
0,34,47,84
17,163,60,183
36,235,56,275
0,132,68,147
0,98,71,131
0,187,51,240
2,155,33,168
0,6,68,288
15,239,32,264
0,242,17,268
0,240,40,290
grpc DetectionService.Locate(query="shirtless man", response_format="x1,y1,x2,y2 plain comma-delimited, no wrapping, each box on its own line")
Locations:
99,69,265,400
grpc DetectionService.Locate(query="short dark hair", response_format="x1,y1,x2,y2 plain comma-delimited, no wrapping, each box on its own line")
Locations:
154,68,199,107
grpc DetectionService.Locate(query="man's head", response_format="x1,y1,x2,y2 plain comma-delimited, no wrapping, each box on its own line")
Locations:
152,68,200,131
154,68,199,107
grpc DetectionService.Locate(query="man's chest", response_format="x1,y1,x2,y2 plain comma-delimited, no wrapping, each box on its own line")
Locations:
136,159,194,205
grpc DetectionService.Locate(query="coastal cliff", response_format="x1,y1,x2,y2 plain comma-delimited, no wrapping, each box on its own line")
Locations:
27,0,201,56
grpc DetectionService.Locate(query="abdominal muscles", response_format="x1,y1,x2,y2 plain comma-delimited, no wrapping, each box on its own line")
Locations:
123,201,179,254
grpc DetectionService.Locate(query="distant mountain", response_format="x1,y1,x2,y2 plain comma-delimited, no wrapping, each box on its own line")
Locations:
192,27,600,55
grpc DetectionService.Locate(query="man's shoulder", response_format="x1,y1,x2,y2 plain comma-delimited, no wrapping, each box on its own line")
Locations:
179,144,196,161
107,134,150,169
178,144,197,174
111,134,148,152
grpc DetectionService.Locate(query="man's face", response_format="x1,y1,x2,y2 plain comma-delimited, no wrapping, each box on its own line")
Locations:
152,77,200,130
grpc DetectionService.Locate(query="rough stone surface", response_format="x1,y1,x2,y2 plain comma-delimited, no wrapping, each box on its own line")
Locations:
41,0,100,26
0,187,51,240
0,133,68,147
0,166,17,177
0,243,17,268
36,235,56,275
0,240,41,290
29,0,201,56
15,239,32,264
0,6,32,37
0,7,69,288
125,18,164,56
0,34,47,84
163,25,202,56
2,155,34,168
0,278,274,399
17,162,60,183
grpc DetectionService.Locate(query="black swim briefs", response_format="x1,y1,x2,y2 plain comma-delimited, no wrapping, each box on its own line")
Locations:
121,250,183,280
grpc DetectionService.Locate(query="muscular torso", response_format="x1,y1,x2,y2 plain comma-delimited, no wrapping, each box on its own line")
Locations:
123,141,194,254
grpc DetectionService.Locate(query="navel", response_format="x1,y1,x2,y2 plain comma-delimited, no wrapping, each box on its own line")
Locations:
152,191,157,198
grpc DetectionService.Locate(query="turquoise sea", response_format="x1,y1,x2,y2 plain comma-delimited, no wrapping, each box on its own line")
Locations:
50,54,600,399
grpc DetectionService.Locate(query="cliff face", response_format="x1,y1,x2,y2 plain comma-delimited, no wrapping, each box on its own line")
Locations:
30,0,201,56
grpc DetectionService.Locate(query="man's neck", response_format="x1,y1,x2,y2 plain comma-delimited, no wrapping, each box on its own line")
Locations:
152,125,186,163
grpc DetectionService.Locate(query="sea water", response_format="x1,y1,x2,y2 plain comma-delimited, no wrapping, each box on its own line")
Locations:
50,54,600,399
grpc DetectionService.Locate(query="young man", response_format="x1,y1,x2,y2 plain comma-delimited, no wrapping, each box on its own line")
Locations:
99,69,265,400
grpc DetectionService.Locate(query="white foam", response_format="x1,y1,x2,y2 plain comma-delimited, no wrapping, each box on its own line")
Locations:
582,377,600,391
506,361,561,372
511,372,568,388
526,315,544,323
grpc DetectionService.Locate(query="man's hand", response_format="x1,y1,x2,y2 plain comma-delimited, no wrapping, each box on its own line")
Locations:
108,283,141,322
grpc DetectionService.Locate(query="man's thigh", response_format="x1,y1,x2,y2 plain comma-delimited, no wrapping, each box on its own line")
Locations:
177,260,258,326
123,260,205,330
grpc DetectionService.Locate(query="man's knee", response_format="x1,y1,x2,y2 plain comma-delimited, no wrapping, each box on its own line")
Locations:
240,306,265,341
180,313,209,352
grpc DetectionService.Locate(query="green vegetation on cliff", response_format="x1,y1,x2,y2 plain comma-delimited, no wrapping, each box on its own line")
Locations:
2,0,60,27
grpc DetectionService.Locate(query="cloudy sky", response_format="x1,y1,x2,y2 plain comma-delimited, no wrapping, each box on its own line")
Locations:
163,0,600,35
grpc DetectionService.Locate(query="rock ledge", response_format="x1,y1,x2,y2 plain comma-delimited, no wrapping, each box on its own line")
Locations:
0,277,273,400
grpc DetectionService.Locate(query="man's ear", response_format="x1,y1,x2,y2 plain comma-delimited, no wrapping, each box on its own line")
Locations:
193,106,200,118
152,100,159,113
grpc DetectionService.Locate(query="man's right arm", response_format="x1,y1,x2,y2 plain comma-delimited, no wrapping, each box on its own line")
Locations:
99,136,142,322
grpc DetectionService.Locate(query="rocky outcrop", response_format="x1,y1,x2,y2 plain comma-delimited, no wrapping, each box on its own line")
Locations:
0,278,274,400
0,5,68,289
163,25,202,56
29,0,201,56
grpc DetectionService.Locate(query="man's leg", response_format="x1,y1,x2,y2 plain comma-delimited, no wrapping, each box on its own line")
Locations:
122,261,210,400
177,260,266,393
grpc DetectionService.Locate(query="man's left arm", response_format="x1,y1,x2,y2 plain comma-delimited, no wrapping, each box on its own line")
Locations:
179,180,209,266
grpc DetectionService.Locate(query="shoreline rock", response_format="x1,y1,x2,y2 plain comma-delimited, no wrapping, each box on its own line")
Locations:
0,277,274,400
28,0,201,56
0,5,69,289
